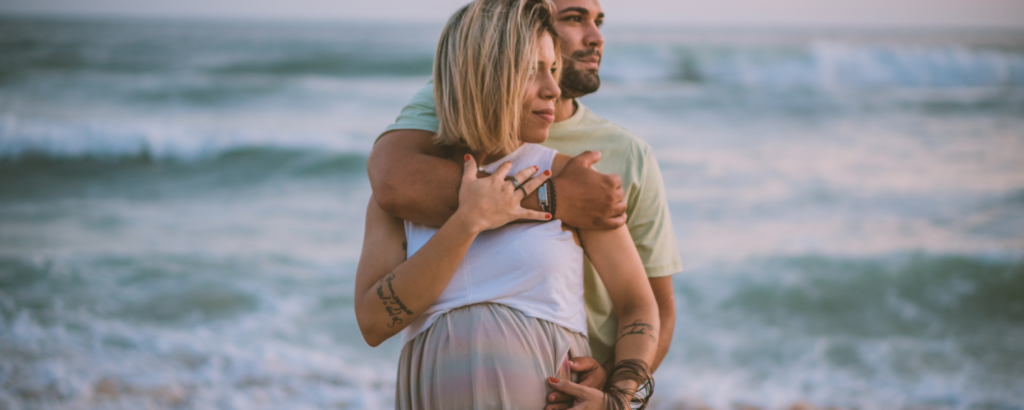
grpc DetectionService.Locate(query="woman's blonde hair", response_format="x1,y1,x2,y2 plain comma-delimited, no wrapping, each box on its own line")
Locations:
434,0,560,157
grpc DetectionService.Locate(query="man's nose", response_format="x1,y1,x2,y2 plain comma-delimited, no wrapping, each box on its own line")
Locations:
584,21,603,49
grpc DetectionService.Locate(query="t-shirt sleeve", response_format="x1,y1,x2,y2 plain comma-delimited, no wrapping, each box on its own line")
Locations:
626,143,683,278
377,80,440,142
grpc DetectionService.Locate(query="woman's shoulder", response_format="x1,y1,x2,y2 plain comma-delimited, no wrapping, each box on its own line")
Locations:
551,153,570,176
511,143,560,173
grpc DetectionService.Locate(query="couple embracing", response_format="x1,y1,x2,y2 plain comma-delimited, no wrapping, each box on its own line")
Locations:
354,0,682,408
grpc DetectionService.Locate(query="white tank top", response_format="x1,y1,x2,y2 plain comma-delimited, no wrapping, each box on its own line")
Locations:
401,143,586,344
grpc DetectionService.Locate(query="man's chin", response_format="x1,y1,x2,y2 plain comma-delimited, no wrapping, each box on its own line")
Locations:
560,72,601,99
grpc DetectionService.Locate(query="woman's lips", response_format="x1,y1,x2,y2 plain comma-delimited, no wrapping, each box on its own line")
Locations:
533,109,555,123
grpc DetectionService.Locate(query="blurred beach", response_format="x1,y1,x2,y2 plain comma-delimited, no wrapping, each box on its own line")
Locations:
1,17,1023,409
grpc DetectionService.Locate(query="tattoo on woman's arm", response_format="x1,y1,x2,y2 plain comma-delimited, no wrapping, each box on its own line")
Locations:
617,320,657,344
376,273,414,328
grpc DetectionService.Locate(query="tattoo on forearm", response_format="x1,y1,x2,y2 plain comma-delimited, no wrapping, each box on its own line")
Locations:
376,273,414,328
617,320,657,344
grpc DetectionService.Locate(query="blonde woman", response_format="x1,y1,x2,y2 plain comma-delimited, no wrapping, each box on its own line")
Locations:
354,0,658,408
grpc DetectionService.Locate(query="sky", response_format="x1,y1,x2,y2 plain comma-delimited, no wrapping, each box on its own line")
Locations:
0,0,1022,28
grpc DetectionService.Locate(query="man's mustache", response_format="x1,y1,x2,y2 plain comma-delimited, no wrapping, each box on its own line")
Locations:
565,49,602,63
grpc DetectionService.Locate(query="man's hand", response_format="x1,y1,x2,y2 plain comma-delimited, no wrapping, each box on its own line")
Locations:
545,356,607,410
553,151,626,230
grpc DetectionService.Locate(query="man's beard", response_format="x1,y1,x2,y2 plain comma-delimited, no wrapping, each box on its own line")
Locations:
560,49,601,99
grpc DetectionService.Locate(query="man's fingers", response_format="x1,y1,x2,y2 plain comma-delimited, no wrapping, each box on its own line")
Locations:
545,389,573,410
462,154,477,181
511,166,539,188
544,402,572,410
611,199,627,217
547,391,572,404
573,150,602,168
571,357,608,390
600,212,627,230
569,357,600,372
607,172,623,190
520,170,551,197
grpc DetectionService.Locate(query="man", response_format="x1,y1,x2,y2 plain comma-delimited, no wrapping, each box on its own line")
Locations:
368,0,681,407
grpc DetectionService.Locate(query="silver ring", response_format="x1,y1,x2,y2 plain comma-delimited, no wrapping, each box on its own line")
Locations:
517,186,528,196
508,177,520,189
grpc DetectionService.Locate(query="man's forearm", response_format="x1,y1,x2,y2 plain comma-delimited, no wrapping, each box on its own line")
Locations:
368,130,461,227
368,130,545,227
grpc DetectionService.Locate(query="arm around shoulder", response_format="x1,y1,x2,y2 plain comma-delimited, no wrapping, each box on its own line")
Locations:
368,130,461,227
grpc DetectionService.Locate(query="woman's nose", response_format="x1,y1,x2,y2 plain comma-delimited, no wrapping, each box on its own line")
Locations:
541,73,560,100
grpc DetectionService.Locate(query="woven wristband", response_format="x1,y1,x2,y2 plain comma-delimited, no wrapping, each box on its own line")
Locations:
547,179,557,218
603,359,654,410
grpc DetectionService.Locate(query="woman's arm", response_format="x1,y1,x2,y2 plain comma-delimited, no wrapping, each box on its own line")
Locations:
354,156,551,347
354,195,477,347
579,226,659,397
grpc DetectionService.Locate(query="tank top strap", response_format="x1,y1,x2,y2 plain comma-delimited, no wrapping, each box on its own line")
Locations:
481,143,557,176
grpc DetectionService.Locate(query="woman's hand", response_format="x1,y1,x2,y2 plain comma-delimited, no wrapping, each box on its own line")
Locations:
455,154,551,233
546,377,607,410
546,356,608,410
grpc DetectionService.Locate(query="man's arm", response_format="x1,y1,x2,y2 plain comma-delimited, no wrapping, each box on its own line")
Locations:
368,130,628,229
369,130,460,227
649,275,675,372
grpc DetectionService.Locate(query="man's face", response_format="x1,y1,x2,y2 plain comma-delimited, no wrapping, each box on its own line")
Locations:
551,0,604,99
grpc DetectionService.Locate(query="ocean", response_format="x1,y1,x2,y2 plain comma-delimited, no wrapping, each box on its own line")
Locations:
1,17,1022,410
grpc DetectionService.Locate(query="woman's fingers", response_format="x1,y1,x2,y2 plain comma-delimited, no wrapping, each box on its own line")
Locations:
460,160,556,226
547,377,605,406
492,161,513,182
547,377,587,396
510,165,540,189
517,208,552,221
546,377,605,410
519,169,551,196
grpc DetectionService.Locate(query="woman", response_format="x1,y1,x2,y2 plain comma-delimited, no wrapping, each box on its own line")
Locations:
354,0,657,408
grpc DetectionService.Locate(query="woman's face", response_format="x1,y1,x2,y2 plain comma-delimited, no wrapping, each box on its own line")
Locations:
519,32,561,144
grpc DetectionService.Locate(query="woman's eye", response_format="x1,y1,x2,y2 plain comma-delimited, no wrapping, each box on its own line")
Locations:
550,68,557,74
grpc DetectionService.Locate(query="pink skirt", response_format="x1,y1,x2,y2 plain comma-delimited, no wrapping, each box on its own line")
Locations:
396,303,590,409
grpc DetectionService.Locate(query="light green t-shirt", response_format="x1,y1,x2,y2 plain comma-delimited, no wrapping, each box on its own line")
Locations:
382,81,683,364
